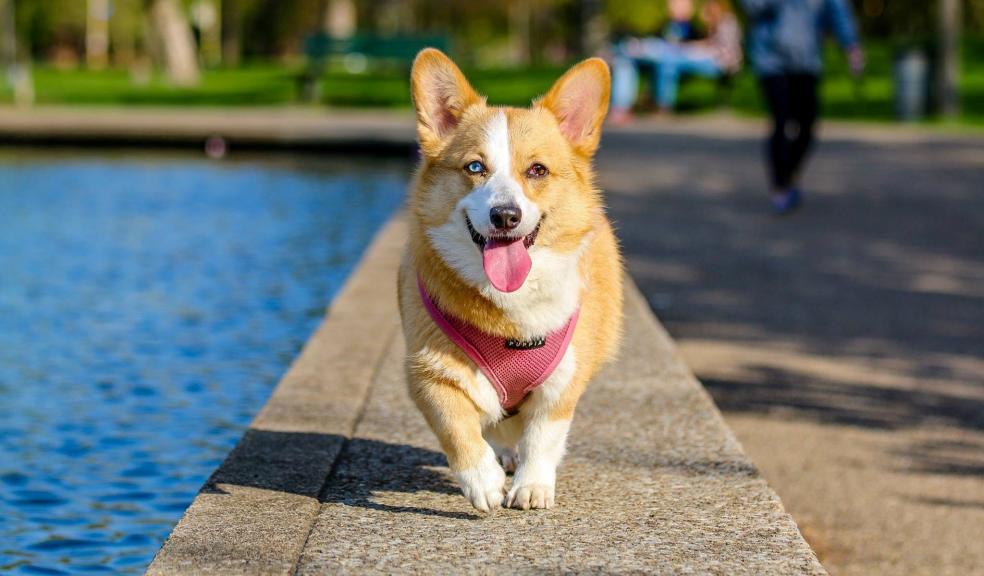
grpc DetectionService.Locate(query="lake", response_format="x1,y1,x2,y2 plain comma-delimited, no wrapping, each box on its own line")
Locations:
0,150,408,574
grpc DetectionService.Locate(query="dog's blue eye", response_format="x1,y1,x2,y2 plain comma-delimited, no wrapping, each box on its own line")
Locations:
465,161,486,175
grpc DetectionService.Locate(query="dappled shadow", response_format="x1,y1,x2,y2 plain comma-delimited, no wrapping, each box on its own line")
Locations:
201,429,476,519
702,366,984,432
893,438,984,477
903,496,984,509
317,437,477,520
202,429,344,497
601,129,984,434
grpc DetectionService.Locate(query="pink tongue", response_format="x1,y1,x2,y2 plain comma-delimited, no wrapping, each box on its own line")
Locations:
482,237,532,293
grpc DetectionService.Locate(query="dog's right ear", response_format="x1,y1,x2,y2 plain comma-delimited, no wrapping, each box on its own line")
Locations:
411,48,482,156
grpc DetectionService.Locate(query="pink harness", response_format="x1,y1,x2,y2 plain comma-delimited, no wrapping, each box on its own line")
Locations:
418,279,578,413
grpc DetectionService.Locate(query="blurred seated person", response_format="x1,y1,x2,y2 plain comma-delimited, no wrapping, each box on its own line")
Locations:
662,0,702,43
609,0,742,122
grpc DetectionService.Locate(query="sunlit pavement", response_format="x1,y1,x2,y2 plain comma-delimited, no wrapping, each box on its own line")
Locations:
149,216,825,574
601,115,984,576
6,107,980,574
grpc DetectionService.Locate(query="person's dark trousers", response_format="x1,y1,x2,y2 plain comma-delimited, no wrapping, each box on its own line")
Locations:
760,73,819,190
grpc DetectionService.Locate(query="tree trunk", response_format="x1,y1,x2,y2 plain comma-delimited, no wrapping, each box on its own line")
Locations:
191,0,222,67
0,0,15,67
579,0,607,58
510,0,531,66
147,0,200,85
324,0,356,37
221,0,241,66
938,0,961,118
87,0,111,69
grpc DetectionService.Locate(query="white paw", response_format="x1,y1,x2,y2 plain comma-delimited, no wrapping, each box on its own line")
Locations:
496,447,520,473
506,481,555,510
454,448,506,513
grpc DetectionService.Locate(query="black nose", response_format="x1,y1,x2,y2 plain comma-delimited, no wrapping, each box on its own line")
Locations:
490,205,522,231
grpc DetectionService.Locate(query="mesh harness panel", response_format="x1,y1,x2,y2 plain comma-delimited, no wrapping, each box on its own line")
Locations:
418,278,578,413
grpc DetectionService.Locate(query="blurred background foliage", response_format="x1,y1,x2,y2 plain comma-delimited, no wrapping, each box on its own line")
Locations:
8,1,984,66
1,1,982,123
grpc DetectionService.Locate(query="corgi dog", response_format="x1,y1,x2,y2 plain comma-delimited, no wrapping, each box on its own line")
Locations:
397,49,623,512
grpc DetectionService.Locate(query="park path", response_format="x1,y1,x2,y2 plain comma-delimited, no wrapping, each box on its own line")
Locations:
148,214,825,574
600,116,984,575
31,106,976,574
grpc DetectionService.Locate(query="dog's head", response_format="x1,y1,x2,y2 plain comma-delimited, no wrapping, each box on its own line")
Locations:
410,49,610,296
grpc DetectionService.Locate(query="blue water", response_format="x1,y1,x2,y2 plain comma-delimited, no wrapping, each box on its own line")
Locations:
0,152,407,574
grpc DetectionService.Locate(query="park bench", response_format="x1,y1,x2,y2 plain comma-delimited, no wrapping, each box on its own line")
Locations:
298,33,451,103
632,60,737,112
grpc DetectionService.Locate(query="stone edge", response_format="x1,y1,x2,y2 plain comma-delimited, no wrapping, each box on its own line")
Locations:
146,214,407,574
146,211,825,574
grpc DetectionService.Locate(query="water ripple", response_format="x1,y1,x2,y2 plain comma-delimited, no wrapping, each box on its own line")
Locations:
0,151,408,574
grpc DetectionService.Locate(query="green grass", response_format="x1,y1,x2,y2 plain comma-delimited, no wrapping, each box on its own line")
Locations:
675,39,984,125
314,65,568,107
2,38,983,126
0,62,565,108
0,65,298,106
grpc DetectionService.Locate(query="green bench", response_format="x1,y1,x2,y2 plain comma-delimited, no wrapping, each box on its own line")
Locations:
299,34,451,103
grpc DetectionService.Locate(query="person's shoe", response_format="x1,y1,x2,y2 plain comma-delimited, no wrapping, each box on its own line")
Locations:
771,187,802,215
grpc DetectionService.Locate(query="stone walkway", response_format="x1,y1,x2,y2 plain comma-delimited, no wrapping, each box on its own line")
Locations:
601,116,984,576
17,106,976,574
0,106,415,150
148,216,824,575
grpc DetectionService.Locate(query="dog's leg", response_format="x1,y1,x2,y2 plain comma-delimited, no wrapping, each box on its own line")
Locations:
485,416,523,473
414,378,505,512
496,446,520,474
506,347,583,510
506,412,571,510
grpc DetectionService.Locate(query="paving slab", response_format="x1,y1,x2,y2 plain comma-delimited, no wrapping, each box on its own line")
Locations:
599,124,984,576
5,107,980,152
0,107,417,151
148,213,824,575
11,107,976,574
146,213,405,574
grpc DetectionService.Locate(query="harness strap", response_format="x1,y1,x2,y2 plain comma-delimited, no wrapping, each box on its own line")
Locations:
417,278,578,412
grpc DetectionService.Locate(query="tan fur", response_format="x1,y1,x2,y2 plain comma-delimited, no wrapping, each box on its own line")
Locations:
398,49,623,509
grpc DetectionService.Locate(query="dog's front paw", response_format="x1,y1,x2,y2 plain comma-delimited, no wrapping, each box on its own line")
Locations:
454,448,506,513
506,481,555,510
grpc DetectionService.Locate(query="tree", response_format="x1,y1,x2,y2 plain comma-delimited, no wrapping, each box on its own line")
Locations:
1,0,14,67
323,0,355,37
146,0,199,85
221,0,241,66
86,0,110,69
191,0,222,67
574,0,607,58
939,0,961,118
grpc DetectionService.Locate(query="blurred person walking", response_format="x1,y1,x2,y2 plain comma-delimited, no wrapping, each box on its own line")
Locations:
740,0,864,214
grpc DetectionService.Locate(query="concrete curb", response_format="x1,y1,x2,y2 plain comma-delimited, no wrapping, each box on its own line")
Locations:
4,107,981,153
147,212,826,575
0,107,417,153
146,214,406,574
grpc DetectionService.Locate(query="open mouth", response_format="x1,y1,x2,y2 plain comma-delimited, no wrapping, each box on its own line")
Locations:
464,213,541,250
465,213,542,293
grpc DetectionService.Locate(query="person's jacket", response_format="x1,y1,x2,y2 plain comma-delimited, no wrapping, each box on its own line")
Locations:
741,0,858,76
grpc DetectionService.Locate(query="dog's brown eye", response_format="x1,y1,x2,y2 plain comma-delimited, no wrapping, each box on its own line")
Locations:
527,163,548,178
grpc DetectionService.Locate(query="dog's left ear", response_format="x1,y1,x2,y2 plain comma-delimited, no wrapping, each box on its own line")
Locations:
539,58,610,157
